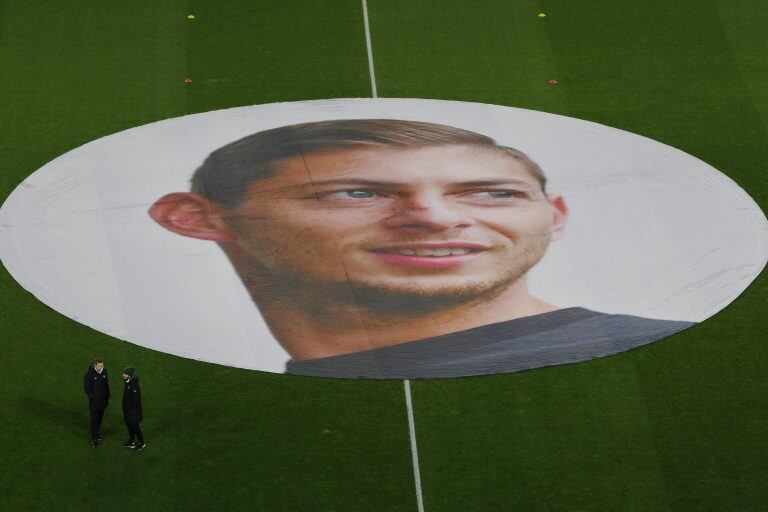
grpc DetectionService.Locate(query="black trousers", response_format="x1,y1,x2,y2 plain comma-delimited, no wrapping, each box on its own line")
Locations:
89,405,105,440
126,422,144,444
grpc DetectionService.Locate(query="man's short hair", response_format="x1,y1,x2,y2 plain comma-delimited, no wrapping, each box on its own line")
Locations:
93,357,104,364
191,119,547,209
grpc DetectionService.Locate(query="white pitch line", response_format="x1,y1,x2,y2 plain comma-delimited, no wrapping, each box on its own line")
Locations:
361,0,378,98
404,380,425,512
360,3,423,510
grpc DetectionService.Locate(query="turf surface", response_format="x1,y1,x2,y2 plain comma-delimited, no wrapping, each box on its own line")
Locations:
1,1,766,510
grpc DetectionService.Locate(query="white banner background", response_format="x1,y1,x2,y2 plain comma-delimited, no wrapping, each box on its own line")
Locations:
1,99,766,373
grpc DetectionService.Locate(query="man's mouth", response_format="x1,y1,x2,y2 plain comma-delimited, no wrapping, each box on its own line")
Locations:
377,247,479,256
368,243,488,268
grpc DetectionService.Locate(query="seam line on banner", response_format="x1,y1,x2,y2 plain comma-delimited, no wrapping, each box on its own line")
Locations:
404,380,425,512
361,0,378,98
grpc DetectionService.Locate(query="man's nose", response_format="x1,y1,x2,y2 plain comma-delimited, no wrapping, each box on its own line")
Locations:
383,195,474,231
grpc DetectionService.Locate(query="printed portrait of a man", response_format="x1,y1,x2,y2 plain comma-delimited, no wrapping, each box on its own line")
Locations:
149,119,694,378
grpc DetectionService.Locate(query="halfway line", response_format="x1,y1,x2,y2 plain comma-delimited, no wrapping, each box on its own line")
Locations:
404,380,425,512
360,3,423,510
361,0,378,98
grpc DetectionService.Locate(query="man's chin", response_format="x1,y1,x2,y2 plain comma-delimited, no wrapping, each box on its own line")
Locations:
340,278,516,315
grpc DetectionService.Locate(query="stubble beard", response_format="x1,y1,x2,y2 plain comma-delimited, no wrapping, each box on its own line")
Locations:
336,274,524,316
240,238,550,320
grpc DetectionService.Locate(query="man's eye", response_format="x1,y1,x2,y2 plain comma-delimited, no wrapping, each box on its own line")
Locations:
322,189,378,200
345,190,375,198
470,190,525,199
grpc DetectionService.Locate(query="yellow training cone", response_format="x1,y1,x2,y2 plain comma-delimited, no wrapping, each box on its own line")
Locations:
187,14,195,20
538,13,546,18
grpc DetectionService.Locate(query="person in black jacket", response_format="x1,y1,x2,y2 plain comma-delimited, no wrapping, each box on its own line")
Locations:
121,366,145,451
83,357,110,447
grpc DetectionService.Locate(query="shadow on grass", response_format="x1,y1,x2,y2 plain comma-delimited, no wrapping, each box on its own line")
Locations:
21,393,225,446
21,396,122,439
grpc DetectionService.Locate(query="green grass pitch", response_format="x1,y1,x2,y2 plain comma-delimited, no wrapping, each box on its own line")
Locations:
1,1,766,510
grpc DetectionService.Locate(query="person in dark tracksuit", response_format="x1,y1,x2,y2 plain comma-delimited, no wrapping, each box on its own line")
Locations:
121,366,145,451
83,357,110,447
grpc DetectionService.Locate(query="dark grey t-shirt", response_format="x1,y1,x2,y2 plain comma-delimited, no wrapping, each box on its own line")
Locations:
285,308,694,379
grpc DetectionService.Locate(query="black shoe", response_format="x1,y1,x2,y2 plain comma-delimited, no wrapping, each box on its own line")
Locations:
92,439,101,448
96,433,103,440
134,442,146,452
122,440,135,448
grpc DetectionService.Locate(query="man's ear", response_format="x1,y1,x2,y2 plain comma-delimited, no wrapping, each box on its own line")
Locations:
148,192,236,242
548,194,568,241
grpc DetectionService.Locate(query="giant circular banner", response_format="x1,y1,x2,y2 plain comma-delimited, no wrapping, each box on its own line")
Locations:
1,99,766,378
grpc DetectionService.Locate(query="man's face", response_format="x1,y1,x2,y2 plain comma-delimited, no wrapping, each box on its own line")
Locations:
94,362,104,373
122,373,130,381
224,145,566,308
